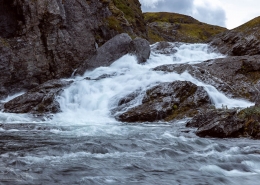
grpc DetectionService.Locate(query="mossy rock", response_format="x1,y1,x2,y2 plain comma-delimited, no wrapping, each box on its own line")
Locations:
101,0,147,43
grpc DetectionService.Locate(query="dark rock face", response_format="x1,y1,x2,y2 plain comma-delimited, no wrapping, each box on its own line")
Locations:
115,81,211,122
4,79,72,114
209,17,260,56
187,107,260,139
187,110,244,138
154,55,260,104
0,0,147,99
0,0,20,38
210,30,260,56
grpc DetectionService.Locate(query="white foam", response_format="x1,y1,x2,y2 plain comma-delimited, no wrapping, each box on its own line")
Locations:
0,92,25,103
200,165,257,176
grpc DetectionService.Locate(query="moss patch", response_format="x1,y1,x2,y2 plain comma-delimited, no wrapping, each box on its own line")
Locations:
238,106,260,138
0,37,10,47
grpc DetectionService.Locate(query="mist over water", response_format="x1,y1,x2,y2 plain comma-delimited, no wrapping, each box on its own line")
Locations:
0,43,259,185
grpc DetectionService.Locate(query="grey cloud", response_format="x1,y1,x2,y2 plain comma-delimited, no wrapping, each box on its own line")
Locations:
141,0,194,15
193,6,226,27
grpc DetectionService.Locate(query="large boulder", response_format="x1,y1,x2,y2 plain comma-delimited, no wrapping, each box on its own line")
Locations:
187,106,260,139
154,55,260,104
77,33,132,74
209,17,260,56
0,0,147,99
4,79,72,114
129,37,151,63
114,81,211,122
187,109,245,138
77,33,151,74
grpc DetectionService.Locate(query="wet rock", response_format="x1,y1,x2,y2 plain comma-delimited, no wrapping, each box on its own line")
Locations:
110,89,143,116
154,55,260,104
116,81,211,122
4,79,72,114
151,42,178,55
129,37,151,63
187,107,260,139
187,109,244,138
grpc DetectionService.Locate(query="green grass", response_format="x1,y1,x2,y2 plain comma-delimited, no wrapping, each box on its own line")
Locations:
144,12,227,43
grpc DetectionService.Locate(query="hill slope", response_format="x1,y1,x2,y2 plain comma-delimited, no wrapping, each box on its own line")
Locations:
144,12,227,43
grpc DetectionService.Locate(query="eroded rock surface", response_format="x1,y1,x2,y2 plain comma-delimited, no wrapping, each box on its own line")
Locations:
209,17,260,56
187,106,260,139
0,0,147,99
154,55,260,103
4,79,72,114
115,81,211,122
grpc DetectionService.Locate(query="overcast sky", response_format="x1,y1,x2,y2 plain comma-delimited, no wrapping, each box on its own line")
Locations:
140,0,260,29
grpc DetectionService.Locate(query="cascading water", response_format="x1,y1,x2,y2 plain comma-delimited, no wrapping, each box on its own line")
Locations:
0,43,259,185
52,42,253,125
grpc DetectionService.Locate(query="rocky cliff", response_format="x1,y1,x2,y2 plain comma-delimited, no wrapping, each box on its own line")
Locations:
144,12,227,44
209,16,260,56
0,0,147,99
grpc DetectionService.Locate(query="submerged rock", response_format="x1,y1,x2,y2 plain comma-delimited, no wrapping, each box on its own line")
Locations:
115,81,211,122
4,80,72,114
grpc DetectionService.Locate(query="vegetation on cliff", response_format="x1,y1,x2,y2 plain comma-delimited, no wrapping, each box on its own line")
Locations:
144,12,227,43
95,0,147,44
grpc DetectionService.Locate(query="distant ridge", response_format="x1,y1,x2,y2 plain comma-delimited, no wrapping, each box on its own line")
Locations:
144,12,227,43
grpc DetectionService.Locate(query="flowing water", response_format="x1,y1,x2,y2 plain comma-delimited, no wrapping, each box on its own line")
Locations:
0,43,259,185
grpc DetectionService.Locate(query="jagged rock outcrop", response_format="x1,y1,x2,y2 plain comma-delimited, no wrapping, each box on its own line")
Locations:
187,106,260,139
0,0,147,99
210,17,260,56
4,79,72,114
154,53,260,104
144,12,227,44
114,81,211,122
77,33,151,74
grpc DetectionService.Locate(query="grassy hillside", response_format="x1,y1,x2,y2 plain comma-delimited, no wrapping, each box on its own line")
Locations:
234,16,260,34
144,12,227,43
